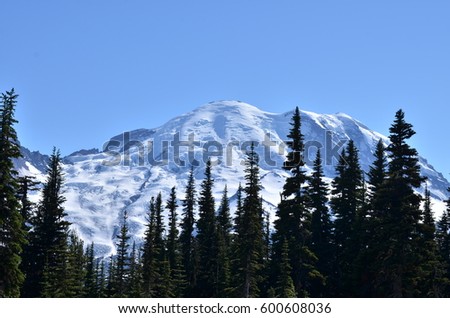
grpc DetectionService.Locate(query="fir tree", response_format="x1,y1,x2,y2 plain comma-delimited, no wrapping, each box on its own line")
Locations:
179,167,197,294
437,189,450,295
330,140,365,296
196,159,219,297
84,242,98,297
417,187,447,296
114,212,131,297
152,192,169,297
274,239,296,297
216,185,232,297
141,197,157,297
166,186,184,297
236,143,265,297
128,241,143,297
272,107,321,297
371,109,426,297
23,149,70,297
308,149,332,297
0,89,26,297
65,231,85,297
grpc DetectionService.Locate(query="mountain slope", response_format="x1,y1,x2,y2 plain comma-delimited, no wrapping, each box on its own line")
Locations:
19,101,450,255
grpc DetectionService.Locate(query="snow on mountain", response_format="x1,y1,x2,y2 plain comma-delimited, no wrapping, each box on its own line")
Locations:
19,100,450,256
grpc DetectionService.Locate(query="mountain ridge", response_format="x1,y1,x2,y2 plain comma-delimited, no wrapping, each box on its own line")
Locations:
17,100,450,255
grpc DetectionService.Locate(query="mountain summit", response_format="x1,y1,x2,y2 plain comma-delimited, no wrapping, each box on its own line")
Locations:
19,101,450,255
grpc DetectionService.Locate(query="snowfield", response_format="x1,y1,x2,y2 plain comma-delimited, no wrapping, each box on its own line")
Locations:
16,100,450,256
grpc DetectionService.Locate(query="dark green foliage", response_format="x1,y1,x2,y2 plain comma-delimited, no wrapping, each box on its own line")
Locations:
113,213,131,297
22,149,71,297
196,160,219,297
179,167,198,294
0,89,26,297
128,242,143,297
370,110,427,297
84,242,98,297
235,143,265,297
65,231,86,297
437,190,450,295
216,185,232,297
166,186,185,297
308,149,333,297
330,140,365,296
274,239,296,297
272,107,322,297
141,194,167,297
417,188,447,296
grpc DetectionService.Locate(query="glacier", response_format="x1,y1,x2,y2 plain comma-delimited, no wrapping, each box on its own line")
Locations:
16,100,450,256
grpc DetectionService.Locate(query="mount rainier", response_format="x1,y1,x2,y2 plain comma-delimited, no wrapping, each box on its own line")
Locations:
16,100,450,256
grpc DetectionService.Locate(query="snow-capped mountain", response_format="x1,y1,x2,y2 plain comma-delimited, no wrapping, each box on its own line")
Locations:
19,100,450,256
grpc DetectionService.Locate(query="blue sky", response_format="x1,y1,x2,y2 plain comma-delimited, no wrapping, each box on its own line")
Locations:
1,0,449,176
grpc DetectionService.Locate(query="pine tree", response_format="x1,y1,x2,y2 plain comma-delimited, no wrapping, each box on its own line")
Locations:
152,192,169,297
308,149,332,297
179,167,197,295
114,212,131,297
330,140,365,296
128,241,143,297
0,89,26,297
236,143,265,297
65,231,86,297
363,139,389,296
141,197,157,297
417,187,447,296
274,239,296,297
96,259,107,298
23,149,70,297
437,189,450,295
230,183,244,296
84,242,98,297
272,107,321,297
166,186,185,297
196,159,219,297
17,176,39,296
371,109,426,297
216,185,232,297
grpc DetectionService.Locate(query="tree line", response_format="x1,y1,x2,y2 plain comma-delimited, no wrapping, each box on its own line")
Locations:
1,88,450,298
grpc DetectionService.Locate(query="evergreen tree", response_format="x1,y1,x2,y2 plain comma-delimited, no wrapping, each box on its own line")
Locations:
0,89,26,297
371,109,426,297
236,143,265,297
179,167,198,294
84,242,98,297
367,139,387,197
330,140,365,296
128,241,143,297
141,197,157,297
308,149,332,297
114,212,131,297
272,107,321,297
363,139,388,296
65,231,85,297
274,239,296,297
96,259,107,298
152,192,170,297
17,176,39,296
216,185,232,297
23,149,70,297
166,186,184,297
230,183,244,296
437,189,450,295
417,187,447,296
196,159,219,297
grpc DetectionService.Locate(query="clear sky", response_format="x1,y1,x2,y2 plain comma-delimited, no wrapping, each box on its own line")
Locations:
1,0,449,176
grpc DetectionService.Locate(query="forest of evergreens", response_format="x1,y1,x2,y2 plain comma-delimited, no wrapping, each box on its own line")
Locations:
1,88,450,298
